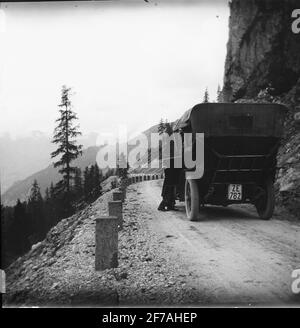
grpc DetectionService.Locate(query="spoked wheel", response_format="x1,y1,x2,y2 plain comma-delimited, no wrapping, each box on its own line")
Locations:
185,179,200,221
254,178,275,220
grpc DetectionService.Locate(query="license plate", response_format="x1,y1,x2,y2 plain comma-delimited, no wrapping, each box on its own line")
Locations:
228,184,242,200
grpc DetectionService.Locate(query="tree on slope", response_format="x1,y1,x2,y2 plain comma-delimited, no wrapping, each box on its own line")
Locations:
203,87,209,103
217,84,223,102
27,180,44,241
158,118,165,135
51,85,83,213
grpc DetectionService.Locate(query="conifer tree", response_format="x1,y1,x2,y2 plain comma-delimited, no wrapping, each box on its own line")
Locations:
82,164,103,201
27,180,44,240
158,118,165,135
47,182,58,224
217,84,223,102
45,187,50,202
50,182,55,199
83,166,91,200
74,168,83,199
164,121,173,136
51,85,83,197
43,187,52,231
11,199,29,254
93,164,102,196
203,87,209,103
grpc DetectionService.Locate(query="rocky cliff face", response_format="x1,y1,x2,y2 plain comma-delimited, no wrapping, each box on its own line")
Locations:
223,0,300,101
223,0,300,217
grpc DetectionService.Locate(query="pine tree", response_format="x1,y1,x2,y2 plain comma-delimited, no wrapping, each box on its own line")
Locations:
47,182,57,224
51,85,83,198
74,168,83,199
83,166,91,201
27,180,44,241
164,121,173,136
43,187,52,231
29,180,43,203
217,84,223,103
2,204,15,268
45,187,50,202
82,164,102,201
158,118,165,135
93,163,102,196
11,199,29,255
203,87,209,103
50,182,55,199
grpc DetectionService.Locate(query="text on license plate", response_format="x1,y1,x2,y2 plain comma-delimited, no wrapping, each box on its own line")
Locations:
228,184,242,200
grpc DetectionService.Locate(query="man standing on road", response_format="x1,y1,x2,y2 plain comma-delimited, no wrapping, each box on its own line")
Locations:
157,122,181,211
158,167,178,211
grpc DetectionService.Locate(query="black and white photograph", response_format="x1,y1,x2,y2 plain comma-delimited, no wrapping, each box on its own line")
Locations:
0,0,300,310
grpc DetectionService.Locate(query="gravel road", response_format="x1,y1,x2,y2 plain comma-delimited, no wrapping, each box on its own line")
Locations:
4,179,300,307
137,179,300,306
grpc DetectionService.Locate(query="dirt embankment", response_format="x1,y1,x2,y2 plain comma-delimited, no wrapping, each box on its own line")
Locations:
4,180,300,307
4,183,201,307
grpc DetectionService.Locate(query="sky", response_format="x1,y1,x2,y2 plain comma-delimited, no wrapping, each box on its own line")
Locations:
0,0,229,140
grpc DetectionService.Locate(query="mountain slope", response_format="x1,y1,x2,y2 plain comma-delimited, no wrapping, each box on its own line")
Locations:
0,132,99,194
2,146,100,206
0,132,54,193
1,122,169,205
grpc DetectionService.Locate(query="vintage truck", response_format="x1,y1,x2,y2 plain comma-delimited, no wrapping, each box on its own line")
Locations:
172,103,287,221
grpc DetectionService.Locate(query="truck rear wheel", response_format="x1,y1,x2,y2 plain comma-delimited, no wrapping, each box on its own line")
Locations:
185,179,200,221
255,178,275,220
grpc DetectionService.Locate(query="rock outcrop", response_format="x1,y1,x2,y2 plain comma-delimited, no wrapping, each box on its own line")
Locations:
223,0,300,101
223,0,300,217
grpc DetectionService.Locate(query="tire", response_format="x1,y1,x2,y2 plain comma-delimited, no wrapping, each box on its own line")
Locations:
255,178,275,220
185,179,200,221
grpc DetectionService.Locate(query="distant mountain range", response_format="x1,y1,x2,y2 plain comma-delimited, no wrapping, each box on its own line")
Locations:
1,122,176,206
2,146,101,206
0,132,99,195
0,132,55,194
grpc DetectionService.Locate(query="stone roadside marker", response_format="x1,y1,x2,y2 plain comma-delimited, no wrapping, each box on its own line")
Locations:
108,200,123,230
95,216,118,271
113,191,123,202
